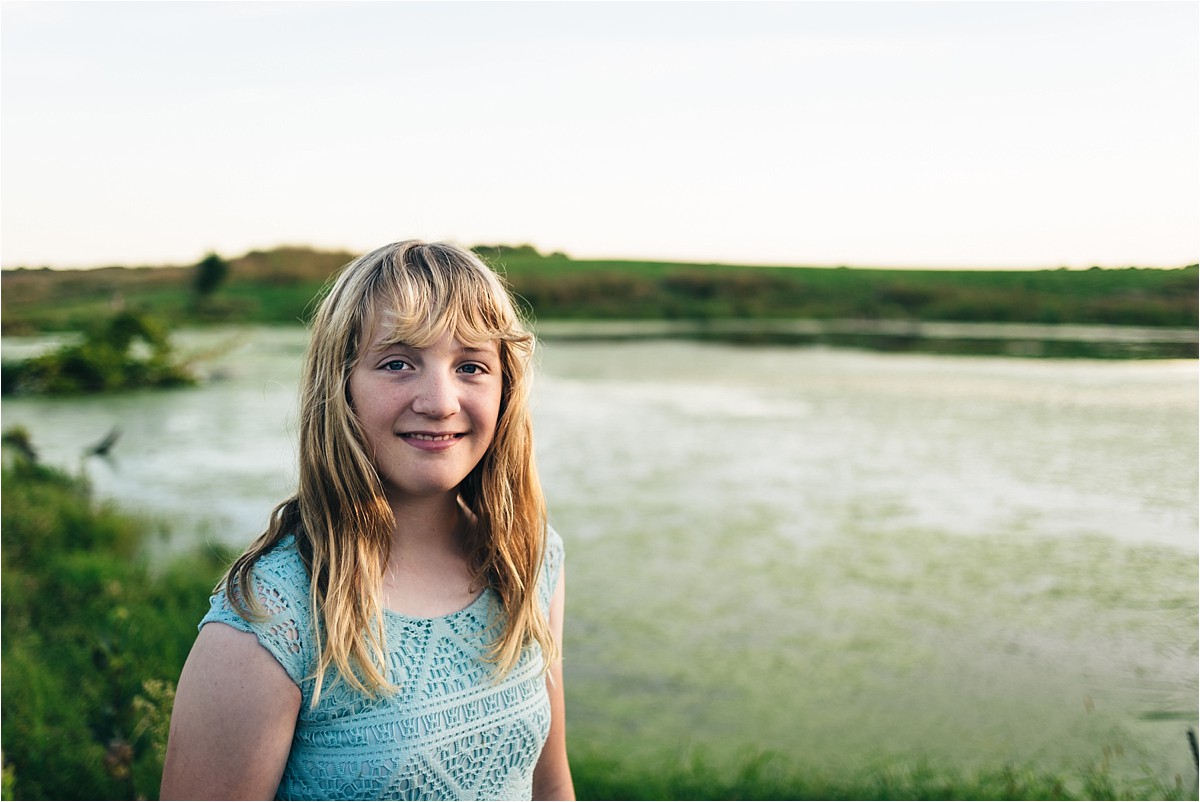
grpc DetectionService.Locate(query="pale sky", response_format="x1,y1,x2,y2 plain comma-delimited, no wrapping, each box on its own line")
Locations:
2,0,1197,270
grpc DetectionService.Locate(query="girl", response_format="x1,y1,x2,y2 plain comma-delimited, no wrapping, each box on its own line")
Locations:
160,241,574,800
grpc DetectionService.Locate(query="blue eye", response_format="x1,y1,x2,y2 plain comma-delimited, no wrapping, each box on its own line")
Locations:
458,364,483,375
382,360,411,371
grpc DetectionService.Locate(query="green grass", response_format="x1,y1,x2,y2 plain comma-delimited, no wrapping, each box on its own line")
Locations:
0,436,231,799
2,246,1195,335
501,261,1197,327
569,748,1195,801
480,245,1198,327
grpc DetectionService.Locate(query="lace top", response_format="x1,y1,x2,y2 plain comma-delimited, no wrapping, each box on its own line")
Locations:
199,528,564,801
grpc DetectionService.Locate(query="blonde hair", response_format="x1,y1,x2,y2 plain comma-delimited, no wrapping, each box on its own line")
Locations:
221,240,553,703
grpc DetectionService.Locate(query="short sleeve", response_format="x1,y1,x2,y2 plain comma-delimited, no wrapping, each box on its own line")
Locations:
199,536,314,688
537,526,565,614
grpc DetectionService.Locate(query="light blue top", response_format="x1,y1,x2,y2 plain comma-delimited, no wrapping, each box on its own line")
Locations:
200,528,564,801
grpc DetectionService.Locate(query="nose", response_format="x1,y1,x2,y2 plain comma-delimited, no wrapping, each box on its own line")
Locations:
411,369,460,418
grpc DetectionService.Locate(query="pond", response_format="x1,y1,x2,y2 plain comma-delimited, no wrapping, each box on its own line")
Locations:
3,326,1196,786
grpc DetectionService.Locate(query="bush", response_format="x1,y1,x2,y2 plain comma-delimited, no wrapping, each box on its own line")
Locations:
0,436,229,799
192,253,229,298
1,312,194,396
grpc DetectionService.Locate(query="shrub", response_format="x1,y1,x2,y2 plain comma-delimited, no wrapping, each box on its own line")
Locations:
0,312,193,396
0,436,229,799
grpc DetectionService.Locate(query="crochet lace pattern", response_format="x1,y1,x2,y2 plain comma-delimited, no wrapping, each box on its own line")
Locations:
200,529,563,801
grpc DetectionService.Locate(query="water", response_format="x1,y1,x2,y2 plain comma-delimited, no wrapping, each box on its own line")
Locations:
3,326,1196,785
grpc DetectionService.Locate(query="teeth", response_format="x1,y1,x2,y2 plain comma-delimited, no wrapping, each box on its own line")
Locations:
407,433,456,441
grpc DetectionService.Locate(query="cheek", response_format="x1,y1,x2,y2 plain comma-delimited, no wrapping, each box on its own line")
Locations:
345,368,365,414
345,379,387,437
481,387,504,440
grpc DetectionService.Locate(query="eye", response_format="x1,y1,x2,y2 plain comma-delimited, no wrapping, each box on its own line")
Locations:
381,359,412,372
458,363,486,375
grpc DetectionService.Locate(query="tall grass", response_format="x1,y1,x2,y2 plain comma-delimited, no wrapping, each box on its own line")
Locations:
568,748,1195,801
0,435,229,799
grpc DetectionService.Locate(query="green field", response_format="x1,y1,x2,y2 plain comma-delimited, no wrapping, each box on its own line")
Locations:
2,245,1196,336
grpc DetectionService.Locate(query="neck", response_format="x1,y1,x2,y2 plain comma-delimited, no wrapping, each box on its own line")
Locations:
381,490,481,616
385,490,466,559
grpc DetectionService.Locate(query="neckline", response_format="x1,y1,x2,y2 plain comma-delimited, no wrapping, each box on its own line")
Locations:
278,534,491,624
382,586,491,623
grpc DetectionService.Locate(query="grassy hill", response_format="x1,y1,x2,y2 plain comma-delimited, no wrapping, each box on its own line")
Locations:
2,245,1195,337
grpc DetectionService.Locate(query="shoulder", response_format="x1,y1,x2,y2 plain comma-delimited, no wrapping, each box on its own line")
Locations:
243,535,309,603
225,534,311,616
200,536,314,685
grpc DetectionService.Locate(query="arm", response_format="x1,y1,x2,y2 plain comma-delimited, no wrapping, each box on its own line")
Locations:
160,622,301,800
532,568,575,801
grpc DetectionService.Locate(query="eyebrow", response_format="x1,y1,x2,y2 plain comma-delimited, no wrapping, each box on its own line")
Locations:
369,340,498,356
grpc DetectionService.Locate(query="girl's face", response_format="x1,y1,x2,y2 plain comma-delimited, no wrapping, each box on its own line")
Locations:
349,319,503,506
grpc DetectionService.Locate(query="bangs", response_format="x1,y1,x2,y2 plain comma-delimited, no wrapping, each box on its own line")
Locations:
362,244,533,354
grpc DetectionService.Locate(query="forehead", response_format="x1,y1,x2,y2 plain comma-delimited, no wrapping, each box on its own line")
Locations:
361,314,500,354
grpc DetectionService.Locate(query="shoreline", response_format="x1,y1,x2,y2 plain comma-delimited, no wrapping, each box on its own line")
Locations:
535,318,1199,344
533,318,1199,359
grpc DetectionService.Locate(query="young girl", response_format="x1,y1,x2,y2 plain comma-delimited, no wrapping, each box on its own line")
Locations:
160,241,574,801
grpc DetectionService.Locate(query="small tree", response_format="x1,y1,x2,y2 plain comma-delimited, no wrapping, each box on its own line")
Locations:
192,252,229,298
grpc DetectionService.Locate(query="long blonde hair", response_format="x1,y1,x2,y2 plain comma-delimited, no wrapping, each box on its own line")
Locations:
222,240,553,703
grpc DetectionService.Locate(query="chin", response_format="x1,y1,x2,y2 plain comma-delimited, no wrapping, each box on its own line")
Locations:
387,479,467,501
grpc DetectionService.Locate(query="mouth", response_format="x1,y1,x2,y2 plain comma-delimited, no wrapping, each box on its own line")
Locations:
398,431,467,452
401,432,464,442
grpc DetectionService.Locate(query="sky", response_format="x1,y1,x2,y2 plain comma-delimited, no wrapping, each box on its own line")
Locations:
2,0,1197,270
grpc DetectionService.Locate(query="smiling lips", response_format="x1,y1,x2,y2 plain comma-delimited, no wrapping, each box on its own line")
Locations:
400,431,465,451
